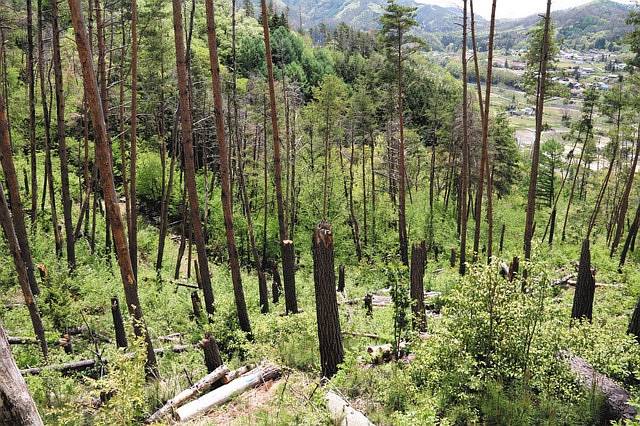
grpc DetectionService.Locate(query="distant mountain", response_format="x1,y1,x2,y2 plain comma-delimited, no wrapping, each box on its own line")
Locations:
273,0,474,49
494,0,633,50
275,0,634,51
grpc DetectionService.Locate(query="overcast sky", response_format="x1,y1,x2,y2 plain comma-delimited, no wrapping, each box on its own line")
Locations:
416,0,637,19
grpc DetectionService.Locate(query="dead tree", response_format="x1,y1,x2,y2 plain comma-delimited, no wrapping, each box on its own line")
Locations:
571,239,595,321
459,0,470,275
0,94,39,297
111,296,128,348
312,222,344,378
524,0,552,260
260,0,298,314
204,0,251,334
26,0,38,224
0,325,43,425
610,123,640,257
68,0,158,377
129,0,139,278
201,332,223,373
171,0,215,316
410,241,427,332
52,0,76,270
0,182,47,358
337,265,345,293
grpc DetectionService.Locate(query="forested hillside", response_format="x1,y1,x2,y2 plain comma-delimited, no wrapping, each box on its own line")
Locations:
2,0,640,424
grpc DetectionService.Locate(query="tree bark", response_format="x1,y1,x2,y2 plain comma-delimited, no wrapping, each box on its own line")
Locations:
571,238,595,321
111,296,128,349
26,0,38,225
524,0,552,260
171,0,215,316
68,0,158,377
204,0,251,335
610,123,640,256
0,325,44,426
312,222,344,378
129,0,139,279
459,0,470,275
0,182,47,358
260,0,298,314
410,241,427,332
52,0,76,270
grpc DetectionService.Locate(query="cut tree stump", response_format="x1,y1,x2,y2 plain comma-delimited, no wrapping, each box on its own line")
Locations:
175,364,281,422
325,391,374,426
559,351,636,420
146,365,230,423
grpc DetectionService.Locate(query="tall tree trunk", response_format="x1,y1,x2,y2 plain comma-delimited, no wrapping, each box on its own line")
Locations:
472,0,496,263
610,123,640,256
52,0,76,270
459,0,470,275
0,100,47,355
129,0,139,279
312,222,343,379
0,96,39,298
260,0,298,314
619,201,640,269
95,0,111,255
27,0,38,225
0,325,44,425
204,0,251,335
524,0,552,260
397,30,408,266
171,0,215,316
68,0,158,377
38,0,62,257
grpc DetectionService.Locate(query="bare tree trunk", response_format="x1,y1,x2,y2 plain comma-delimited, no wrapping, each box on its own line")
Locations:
0,96,39,299
171,0,215,316
524,0,552,260
410,241,426,332
472,0,496,263
459,0,470,275
260,0,298,314
0,179,47,358
129,0,139,279
68,0,158,377
312,222,343,378
397,30,408,266
27,0,38,225
52,0,75,270
571,238,595,321
619,201,640,269
610,123,640,256
0,325,44,425
204,0,252,335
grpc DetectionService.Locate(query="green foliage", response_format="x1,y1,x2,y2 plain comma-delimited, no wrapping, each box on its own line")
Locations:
491,112,522,199
537,139,564,208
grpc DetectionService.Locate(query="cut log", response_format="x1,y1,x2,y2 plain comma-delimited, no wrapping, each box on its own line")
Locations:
8,336,38,345
175,364,281,422
1,325,44,425
552,274,575,287
21,345,193,375
221,364,255,384
146,365,230,423
325,391,374,426
560,351,636,420
342,332,380,339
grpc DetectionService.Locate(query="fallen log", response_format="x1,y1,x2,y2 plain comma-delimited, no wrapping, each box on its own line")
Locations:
21,358,99,376
342,332,381,339
221,364,255,384
8,336,38,345
560,351,636,420
146,365,230,423
21,345,194,375
175,364,281,422
552,274,575,287
325,391,374,426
